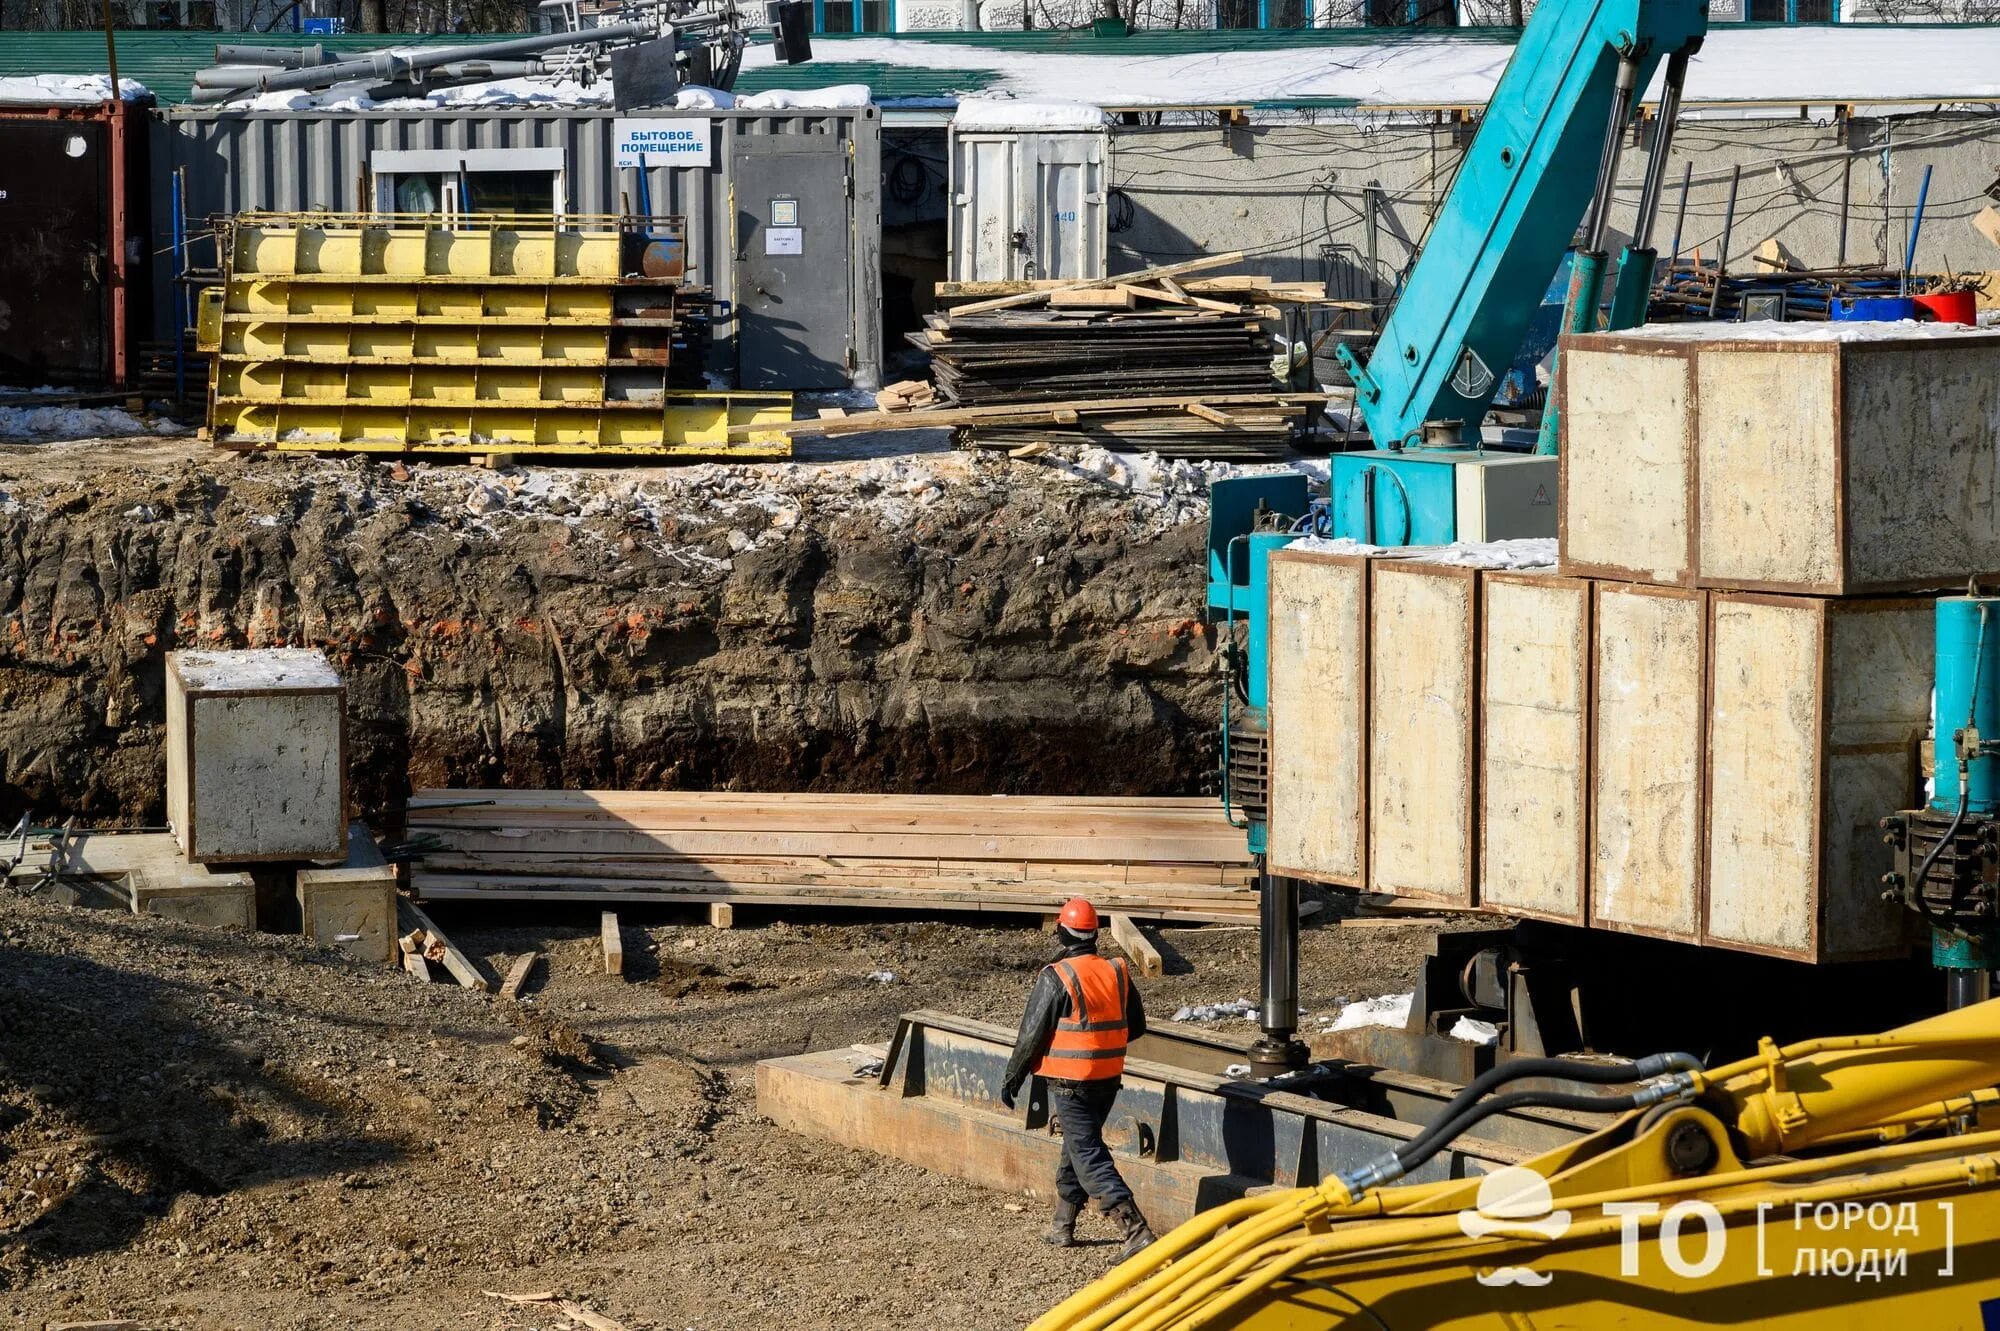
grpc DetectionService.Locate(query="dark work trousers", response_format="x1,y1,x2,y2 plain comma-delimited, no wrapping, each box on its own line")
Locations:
1050,1078,1134,1210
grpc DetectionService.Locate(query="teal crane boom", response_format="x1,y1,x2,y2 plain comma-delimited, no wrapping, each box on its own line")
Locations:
1334,0,1706,453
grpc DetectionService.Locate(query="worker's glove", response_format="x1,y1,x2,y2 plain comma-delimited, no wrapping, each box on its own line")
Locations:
1000,1084,1019,1110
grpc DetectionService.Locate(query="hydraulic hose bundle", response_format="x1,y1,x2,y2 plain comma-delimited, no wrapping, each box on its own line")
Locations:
1031,1053,1702,1331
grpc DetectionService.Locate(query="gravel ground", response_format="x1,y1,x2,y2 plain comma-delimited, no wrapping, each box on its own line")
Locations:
0,889,1462,1331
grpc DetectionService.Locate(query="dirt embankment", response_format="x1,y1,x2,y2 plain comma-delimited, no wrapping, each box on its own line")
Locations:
0,441,1225,825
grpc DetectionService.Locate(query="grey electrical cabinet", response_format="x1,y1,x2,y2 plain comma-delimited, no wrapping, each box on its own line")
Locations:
733,136,856,390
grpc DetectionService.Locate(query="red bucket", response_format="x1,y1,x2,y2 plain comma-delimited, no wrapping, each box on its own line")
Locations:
1916,290,1978,325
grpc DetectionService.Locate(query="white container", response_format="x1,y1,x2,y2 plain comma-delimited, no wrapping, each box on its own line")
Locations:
166,648,347,864
948,126,1108,283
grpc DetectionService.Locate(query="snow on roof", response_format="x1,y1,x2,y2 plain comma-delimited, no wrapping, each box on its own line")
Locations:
231,75,872,114
951,96,1106,130
0,73,149,106
733,26,2000,110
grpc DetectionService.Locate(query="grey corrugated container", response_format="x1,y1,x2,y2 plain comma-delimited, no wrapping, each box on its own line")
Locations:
151,105,883,388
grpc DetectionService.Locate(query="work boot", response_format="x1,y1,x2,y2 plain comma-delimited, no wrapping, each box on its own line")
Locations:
1110,1200,1155,1259
1041,1198,1082,1247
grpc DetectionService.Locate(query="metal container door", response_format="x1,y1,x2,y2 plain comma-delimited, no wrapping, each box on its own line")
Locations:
1032,130,1107,283
0,118,107,384
947,132,1022,284
734,144,854,390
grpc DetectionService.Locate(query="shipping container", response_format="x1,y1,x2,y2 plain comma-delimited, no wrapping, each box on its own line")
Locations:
0,96,148,387
947,127,1108,283
152,105,883,389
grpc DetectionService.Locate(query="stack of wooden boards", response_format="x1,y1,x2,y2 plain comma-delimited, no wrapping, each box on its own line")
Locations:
737,254,1337,460
405,790,1260,923
917,254,1293,457
1264,323,2000,965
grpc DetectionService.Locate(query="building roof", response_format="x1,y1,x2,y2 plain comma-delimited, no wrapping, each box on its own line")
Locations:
0,24,1998,111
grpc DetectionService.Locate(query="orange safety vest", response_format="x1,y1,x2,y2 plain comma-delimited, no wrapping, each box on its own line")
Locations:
1033,954,1132,1082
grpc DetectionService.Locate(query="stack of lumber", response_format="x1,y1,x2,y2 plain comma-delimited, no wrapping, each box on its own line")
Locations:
405,790,1261,923
875,379,938,412
893,253,1328,458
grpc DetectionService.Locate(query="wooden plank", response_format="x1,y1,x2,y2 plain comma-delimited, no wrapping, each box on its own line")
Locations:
1049,287,1136,309
935,277,1330,302
1185,403,1233,426
602,911,624,976
708,901,735,929
725,391,1327,439
1107,913,1163,979
403,949,433,982
946,251,1243,317
499,951,540,1000
396,896,489,992
410,826,1248,864
411,873,1259,920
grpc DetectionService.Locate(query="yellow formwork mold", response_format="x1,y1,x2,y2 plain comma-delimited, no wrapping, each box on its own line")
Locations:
210,212,791,459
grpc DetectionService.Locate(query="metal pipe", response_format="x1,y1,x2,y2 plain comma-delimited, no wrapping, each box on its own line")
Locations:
213,42,329,66
1947,968,1990,1011
1667,159,1693,269
1901,161,1934,296
1258,872,1299,1039
205,24,646,100
172,165,188,410
1707,162,1742,318
1837,152,1852,267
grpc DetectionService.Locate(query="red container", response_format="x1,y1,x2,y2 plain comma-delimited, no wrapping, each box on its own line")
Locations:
1916,290,1978,326
0,95,148,387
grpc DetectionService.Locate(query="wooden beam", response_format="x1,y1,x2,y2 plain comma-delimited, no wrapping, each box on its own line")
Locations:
1185,403,1234,426
1048,286,1136,309
946,251,1244,318
725,391,1328,438
602,911,624,976
499,951,540,1000
403,949,433,982
396,896,489,992
708,901,735,929
1108,913,1164,979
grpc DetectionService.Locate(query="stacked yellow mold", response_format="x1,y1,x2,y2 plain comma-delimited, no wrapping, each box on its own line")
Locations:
205,212,793,457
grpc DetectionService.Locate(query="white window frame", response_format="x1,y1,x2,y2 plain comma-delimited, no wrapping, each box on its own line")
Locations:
370,148,568,218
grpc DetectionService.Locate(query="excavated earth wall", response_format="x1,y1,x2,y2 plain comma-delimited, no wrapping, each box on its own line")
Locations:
0,441,1231,826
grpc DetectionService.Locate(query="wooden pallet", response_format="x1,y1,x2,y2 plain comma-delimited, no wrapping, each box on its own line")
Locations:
405,790,1259,922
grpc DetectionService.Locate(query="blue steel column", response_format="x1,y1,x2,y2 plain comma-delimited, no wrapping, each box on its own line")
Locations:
1928,596,2000,999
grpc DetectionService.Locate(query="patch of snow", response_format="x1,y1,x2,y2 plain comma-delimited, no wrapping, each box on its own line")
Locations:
1450,1016,1501,1046
0,74,149,106
732,28,2000,110
952,96,1105,130
1171,998,1259,1023
865,969,897,984
735,84,872,110
1323,992,1414,1033
1223,1062,1252,1079
0,402,160,442
672,85,734,110
1286,535,1558,570
1626,318,1992,343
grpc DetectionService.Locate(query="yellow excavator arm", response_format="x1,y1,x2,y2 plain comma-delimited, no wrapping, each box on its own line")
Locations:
1033,999,2000,1330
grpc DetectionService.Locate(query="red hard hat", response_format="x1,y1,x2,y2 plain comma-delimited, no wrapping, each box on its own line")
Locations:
1057,897,1100,932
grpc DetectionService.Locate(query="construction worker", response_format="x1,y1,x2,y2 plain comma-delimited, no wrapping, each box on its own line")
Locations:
1000,895,1156,1258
